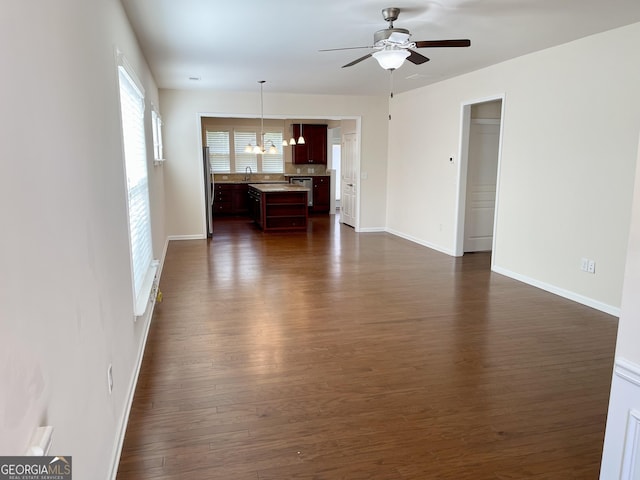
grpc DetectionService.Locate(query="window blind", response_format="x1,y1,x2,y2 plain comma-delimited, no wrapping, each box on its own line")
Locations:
262,131,284,173
234,131,257,173
118,62,155,316
203,126,284,174
205,130,231,173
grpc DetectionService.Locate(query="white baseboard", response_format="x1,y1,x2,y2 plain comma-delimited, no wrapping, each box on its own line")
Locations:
107,237,169,480
602,358,640,479
385,228,456,256
357,226,386,233
491,264,620,316
382,229,619,316
167,234,205,240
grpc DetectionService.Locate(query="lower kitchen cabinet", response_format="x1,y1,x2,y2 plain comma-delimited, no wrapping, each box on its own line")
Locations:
248,187,262,226
311,176,330,213
214,183,249,215
248,185,308,231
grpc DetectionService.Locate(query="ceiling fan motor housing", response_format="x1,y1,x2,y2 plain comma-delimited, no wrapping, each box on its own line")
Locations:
374,27,411,46
381,7,401,23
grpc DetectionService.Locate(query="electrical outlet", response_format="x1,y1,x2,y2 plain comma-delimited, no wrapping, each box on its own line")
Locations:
580,257,589,272
588,260,596,274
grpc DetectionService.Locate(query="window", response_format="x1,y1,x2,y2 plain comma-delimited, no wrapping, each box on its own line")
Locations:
233,131,258,173
205,130,231,172
205,127,283,174
262,131,284,173
117,53,157,317
151,108,164,163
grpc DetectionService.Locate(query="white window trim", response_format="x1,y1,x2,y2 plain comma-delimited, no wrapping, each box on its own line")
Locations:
116,49,158,318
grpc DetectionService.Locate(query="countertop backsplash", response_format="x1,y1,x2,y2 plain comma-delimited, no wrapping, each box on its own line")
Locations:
213,173,287,183
213,166,328,183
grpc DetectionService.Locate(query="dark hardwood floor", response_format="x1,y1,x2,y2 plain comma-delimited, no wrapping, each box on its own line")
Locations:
117,215,618,479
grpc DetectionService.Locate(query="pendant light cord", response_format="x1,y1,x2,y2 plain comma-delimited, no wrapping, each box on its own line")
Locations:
389,69,394,121
389,69,394,99
259,80,265,149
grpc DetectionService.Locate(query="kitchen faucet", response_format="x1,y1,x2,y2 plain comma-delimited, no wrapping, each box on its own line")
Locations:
244,166,253,181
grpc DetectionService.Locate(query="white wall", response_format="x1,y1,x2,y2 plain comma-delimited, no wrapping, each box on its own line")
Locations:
387,23,640,312
160,89,389,236
0,1,165,479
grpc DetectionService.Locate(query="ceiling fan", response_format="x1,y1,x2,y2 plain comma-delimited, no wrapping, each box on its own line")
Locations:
321,7,471,71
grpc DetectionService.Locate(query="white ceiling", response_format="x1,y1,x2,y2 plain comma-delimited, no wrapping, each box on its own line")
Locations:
120,0,640,96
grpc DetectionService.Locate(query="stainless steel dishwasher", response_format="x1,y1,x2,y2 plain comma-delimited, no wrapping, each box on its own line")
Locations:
289,177,313,206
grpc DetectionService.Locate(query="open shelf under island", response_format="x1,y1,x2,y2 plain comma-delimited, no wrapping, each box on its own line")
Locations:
248,184,310,231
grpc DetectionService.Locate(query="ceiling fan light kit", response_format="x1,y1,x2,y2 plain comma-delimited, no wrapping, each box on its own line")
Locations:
372,47,410,70
321,7,470,71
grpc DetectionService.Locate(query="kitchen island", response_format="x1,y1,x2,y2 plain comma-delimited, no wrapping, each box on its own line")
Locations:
248,184,309,231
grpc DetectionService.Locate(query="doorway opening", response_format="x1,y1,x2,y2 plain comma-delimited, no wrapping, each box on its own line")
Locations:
198,115,362,235
455,96,505,259
328,127,342,212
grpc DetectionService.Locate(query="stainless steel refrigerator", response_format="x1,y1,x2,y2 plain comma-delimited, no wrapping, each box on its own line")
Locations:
203,147,213,237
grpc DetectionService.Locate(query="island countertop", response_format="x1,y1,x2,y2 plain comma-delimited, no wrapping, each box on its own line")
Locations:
248,183,310,193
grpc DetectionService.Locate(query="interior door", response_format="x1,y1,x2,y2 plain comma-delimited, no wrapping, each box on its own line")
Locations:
341,133,357,227
464,120,500,251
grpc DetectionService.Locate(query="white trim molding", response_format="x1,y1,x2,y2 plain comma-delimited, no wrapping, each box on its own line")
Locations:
601,358,640,480
386,228,456,256
617,358,640,388
491,264,620,317
168,234,206,241
621,409,640,480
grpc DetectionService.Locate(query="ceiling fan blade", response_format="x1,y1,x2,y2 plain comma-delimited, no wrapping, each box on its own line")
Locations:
319,46,373,52
342,53,372,68
414,39,471,48
406,49,430,65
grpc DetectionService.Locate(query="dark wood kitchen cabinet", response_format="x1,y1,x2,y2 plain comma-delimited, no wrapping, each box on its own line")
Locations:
248,185,308,231
248,186,262,226
292,124,327,165
214,183,249,215
311,176,330,213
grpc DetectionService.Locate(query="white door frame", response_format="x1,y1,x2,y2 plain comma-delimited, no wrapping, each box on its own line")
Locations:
196,113,361,234
454,94,506,261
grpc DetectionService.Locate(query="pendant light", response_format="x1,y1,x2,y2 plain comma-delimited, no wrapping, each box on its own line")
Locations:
297,123,306,145
289,126,297,146
244,80,278,155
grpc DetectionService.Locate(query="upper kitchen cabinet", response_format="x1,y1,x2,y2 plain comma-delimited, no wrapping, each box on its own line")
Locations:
292,124,327,164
